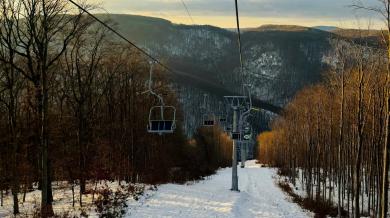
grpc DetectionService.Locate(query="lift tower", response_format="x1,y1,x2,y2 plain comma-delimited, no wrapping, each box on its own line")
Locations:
224,96,248,192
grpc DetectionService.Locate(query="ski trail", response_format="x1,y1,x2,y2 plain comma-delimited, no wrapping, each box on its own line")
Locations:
126,160,310,218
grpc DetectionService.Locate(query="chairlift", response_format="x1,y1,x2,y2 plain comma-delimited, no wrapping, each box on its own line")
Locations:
219,117,227,123
203,114,215,127
201,94,216,127
144,61,177,135
235,85,253,141
224,125,233,133
147,106,176,135
231,132,241,140
217,101,228,124
218,116,228,129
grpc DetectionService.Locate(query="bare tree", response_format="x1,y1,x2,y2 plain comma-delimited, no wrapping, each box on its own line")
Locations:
62,21,107,206
0,0,89,216
351,1,390,217
0,0,25,214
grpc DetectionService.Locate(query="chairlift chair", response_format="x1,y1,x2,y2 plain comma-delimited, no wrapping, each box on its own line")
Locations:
218,112,228,125
144,61,177,135
218,116,228,131
225,126,233,133
202,114,215,127
217,101,228,124
231,132,241,140
147,105,176,135
219,117,227,123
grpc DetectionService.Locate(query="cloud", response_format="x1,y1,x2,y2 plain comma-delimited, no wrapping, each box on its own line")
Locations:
92,0,384,28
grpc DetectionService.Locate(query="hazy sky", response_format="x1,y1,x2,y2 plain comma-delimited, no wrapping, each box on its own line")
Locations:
91,0,384,29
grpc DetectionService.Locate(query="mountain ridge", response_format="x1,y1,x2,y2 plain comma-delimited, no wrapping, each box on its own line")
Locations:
92,13,381,133
96,14,332,101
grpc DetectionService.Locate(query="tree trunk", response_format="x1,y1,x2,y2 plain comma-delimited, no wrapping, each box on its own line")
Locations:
40,68,54,217
78,107,87,197
72,182,75,208
338,50,345,218
23,185,26,203
9,80,19,215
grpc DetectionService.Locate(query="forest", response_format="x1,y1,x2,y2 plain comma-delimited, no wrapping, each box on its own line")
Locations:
0,0,233,216
258,38,389,217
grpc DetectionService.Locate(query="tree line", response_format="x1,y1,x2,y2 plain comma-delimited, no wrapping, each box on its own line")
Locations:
257,38,389,217
0,0,233,216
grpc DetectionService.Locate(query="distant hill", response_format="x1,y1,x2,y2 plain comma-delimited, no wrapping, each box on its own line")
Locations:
332,28,383,38
245,25,316,32
313,26,339,32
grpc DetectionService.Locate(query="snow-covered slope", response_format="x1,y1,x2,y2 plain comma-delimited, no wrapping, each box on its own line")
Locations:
126,160,311,218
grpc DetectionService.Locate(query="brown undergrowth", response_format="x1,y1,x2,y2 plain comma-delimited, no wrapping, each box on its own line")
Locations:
277,180,349,218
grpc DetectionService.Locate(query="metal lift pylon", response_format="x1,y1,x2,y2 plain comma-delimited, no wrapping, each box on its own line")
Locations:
224,96,247,192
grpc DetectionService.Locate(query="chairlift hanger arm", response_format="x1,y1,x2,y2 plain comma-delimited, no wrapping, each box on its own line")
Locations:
144,61,165,106
202,93,208,110
236,85,253,130
241,85,253,115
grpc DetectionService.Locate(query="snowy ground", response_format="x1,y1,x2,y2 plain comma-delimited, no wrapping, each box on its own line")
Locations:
0,161,311,217
0,184,97,217
126,160,311,218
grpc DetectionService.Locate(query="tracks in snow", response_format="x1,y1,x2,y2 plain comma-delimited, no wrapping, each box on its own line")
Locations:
126,160,311,218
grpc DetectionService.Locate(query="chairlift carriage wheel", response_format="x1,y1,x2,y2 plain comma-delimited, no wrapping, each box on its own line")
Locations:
147,105,177,135
243,133,252,141
242,124,252,141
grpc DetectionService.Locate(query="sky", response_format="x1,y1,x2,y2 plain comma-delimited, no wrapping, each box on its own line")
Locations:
90,0,385,29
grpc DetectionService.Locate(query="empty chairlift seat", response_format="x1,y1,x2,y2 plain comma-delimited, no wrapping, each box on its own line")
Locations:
231,132,241,140
203,120,215,126
202,114,215,127
149,120,174,132
147,106,176,134
224,124,233,133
